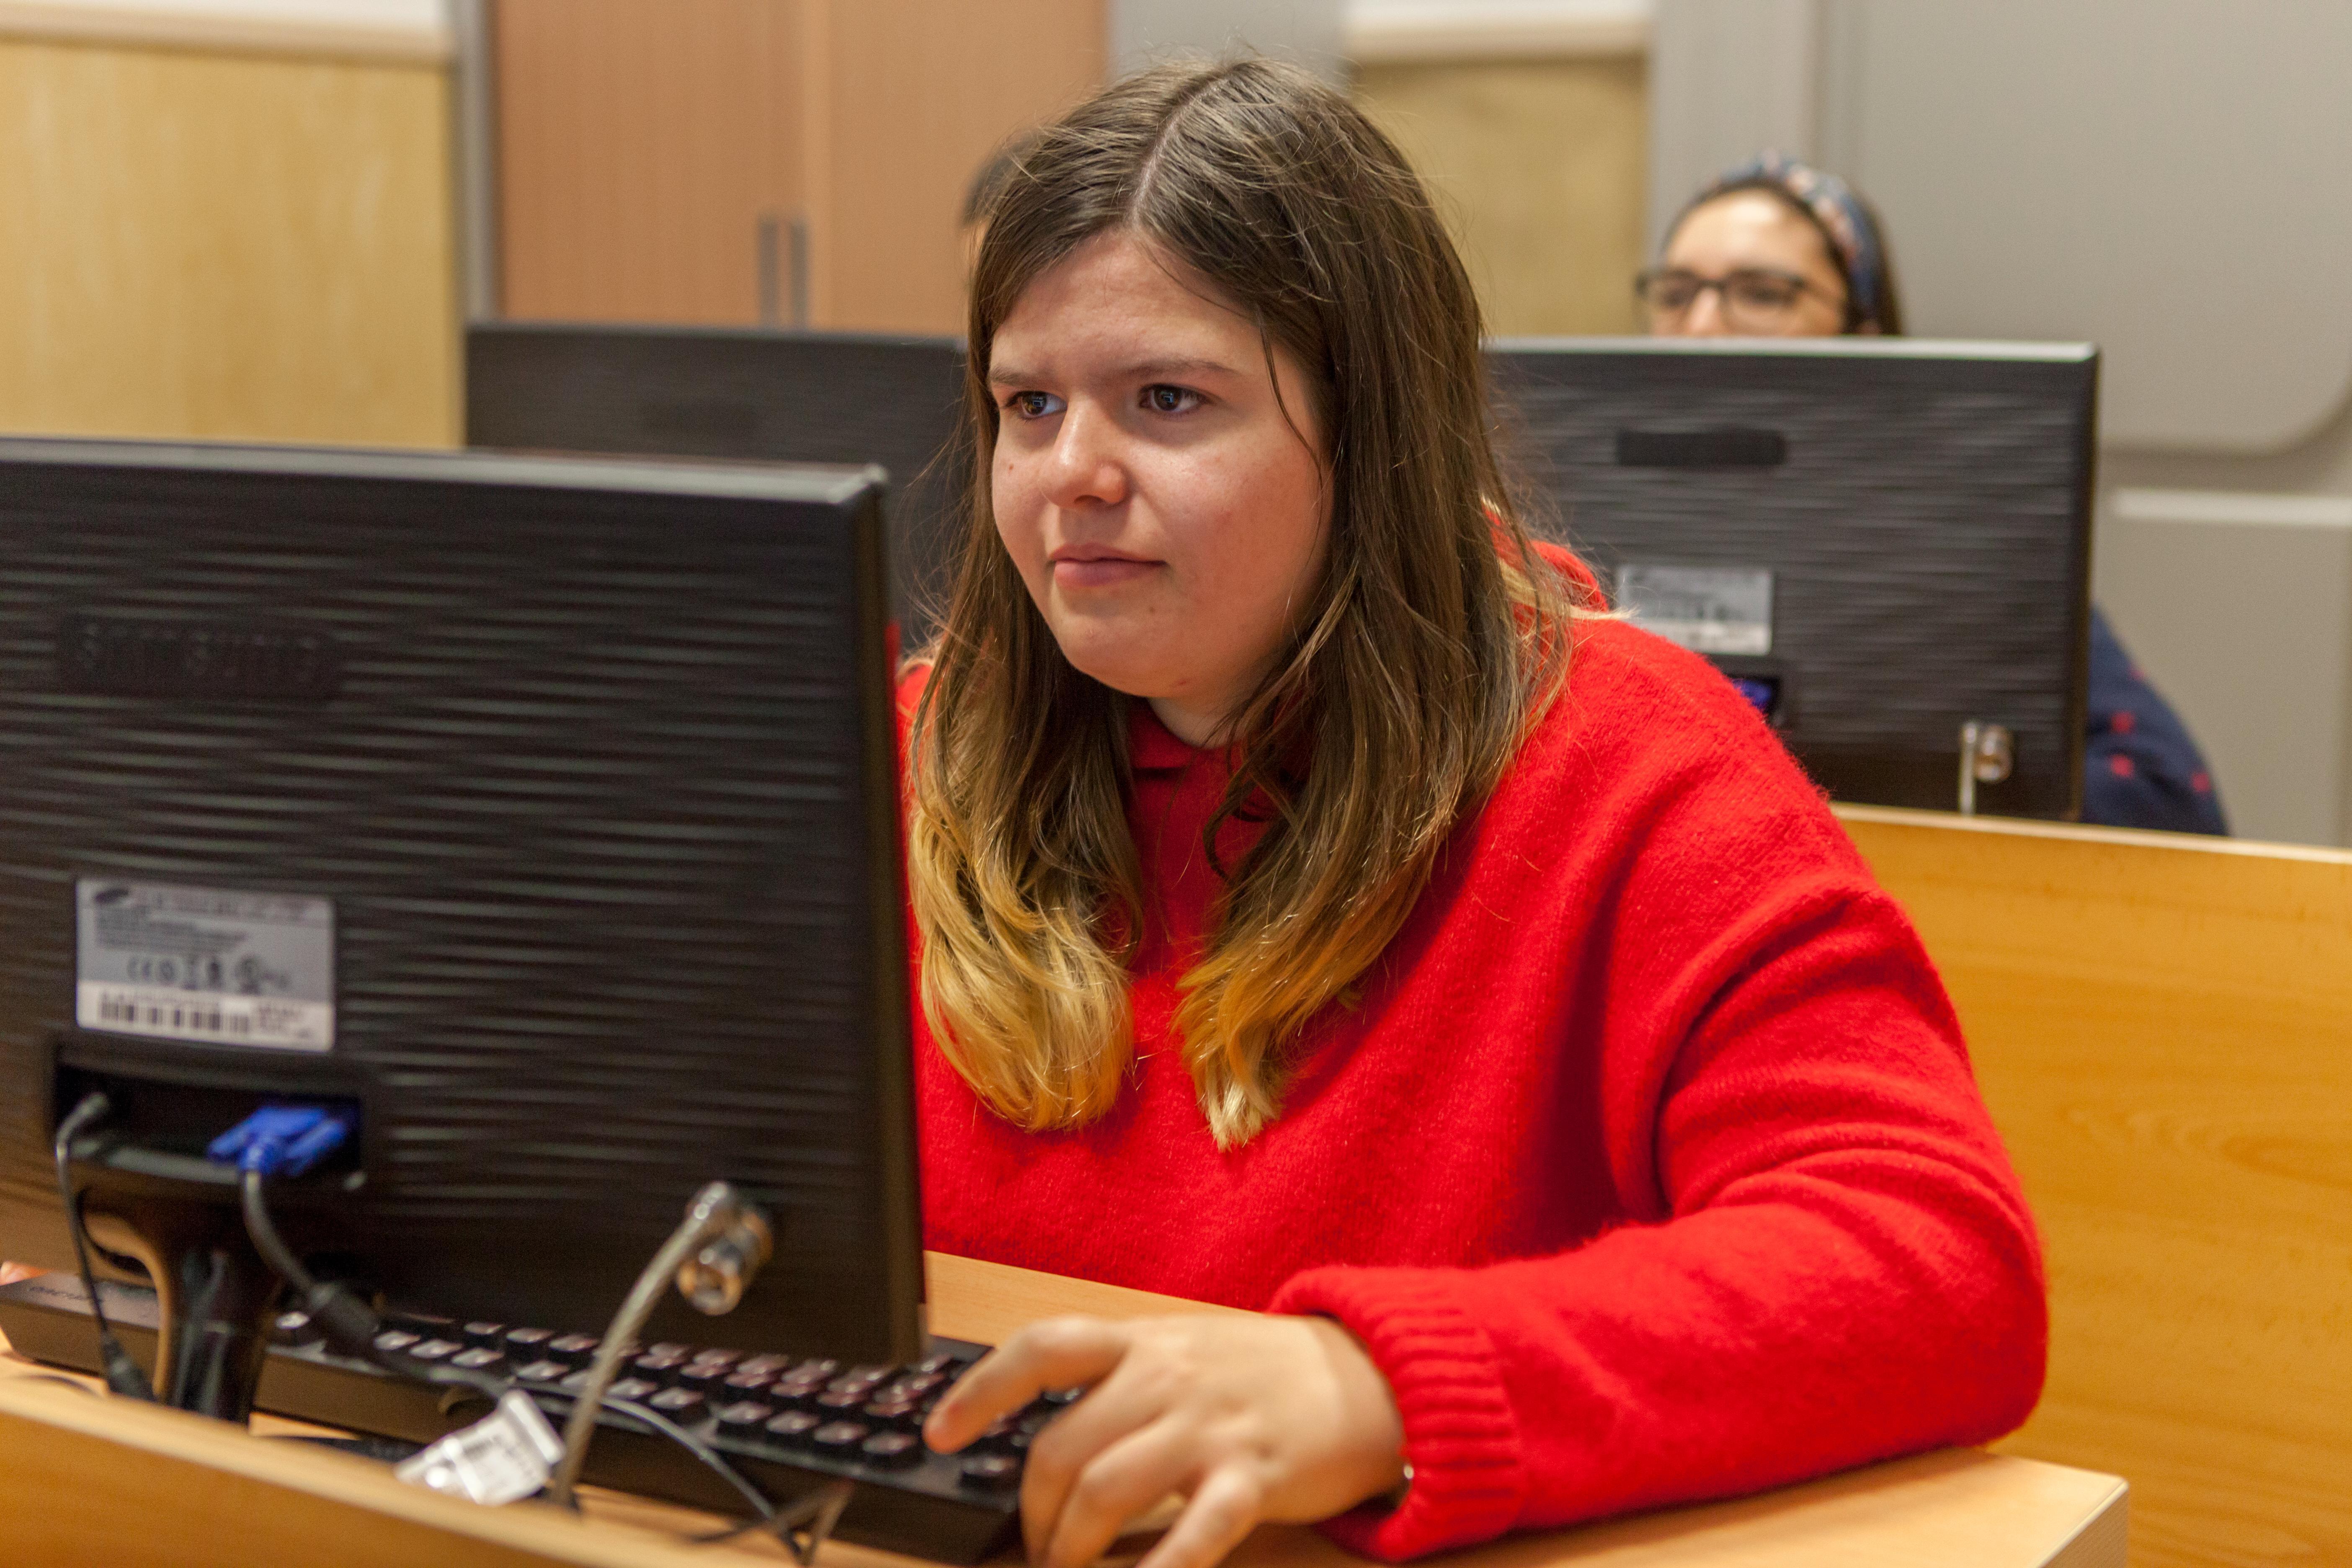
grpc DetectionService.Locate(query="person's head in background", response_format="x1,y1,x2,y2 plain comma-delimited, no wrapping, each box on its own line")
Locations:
1641,153,1903,338
959,137,1030,271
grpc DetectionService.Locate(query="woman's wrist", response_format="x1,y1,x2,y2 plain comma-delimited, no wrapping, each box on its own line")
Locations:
1298,1314,1410,1509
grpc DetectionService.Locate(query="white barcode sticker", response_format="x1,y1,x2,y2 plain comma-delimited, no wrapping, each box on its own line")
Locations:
1616,563,1775,656
75,880,335,1051
395,1391,565,1506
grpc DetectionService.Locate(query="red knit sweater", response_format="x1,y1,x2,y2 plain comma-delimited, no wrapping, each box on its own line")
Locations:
899,606,2045,1559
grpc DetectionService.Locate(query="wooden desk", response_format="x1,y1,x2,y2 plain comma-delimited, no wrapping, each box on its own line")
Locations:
1839,807,2352,1568
0,1251,2120,1568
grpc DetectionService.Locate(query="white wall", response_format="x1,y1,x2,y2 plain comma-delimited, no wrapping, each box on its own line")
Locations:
1111,0,1345,80
0,0,448,53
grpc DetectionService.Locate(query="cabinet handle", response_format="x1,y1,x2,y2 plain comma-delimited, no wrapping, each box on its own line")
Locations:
757,212,813,329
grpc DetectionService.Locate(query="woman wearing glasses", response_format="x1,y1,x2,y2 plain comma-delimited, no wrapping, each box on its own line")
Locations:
1640,155,2227,836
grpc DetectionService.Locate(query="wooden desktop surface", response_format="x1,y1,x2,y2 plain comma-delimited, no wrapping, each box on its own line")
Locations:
0,1250,2122,1568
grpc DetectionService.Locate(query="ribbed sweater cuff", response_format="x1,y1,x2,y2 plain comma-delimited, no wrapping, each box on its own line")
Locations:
1270,1266,1528,1560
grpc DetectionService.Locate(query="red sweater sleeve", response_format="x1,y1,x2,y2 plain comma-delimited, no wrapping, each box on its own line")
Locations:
1271,661,2046,1558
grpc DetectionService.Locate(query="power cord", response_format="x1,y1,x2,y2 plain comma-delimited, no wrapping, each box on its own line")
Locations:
544,1180,774,1508
52,1093,155,1400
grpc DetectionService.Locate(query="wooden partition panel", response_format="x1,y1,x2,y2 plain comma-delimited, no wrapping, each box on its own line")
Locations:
494,0,807,325
0,36,458,446
1839,806,2352,1568
495,0,1103,334
821,1,1102,332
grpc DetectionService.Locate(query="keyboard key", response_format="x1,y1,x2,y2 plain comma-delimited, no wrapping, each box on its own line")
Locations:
513,1359,569,1384
811,1420,871,1456
788,1357,841,1380
371,1330,419,1354
736,1354,794,1378
975,1417,1034,1457
451,1346,505,1372
961,1453,1022,1489
631,1351,689,1384
502,1327,555,1355
861,1396,923,1429
544,1333,600,1367
606,1378,660,1404
763,1410,823,1447
688,1347,744,1369
715,1401,777,1437
861,1431,923,1467
407,1338,462,1362
674,1362,732,1392
912,1352,963,1376
648,1387,706,1418
459,1320,506,1347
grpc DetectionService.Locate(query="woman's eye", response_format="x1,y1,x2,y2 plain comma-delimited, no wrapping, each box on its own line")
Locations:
1006,391,1064,419
1142,385,1202,415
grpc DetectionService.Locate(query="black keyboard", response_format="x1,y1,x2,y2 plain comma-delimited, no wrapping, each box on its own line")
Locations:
0,1274,1035,1563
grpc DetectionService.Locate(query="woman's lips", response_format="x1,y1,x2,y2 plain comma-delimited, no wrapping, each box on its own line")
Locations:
1050,554,1160,589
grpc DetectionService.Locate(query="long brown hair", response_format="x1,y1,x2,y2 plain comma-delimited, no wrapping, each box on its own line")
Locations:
906,58,1581,1147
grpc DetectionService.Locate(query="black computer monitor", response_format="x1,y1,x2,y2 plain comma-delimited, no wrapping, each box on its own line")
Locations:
0,437,923,1419
465,322,967,652
1488,338,2097,819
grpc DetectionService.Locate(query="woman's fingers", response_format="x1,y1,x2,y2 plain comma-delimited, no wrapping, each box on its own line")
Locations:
1021,1351,1189,1562
1034,1416,1197,1568
925,1315,1131,1452
1130,1465,1266,1568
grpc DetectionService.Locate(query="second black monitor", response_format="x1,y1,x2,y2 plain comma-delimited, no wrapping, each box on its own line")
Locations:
1490,338,2097,819
467,322,966,651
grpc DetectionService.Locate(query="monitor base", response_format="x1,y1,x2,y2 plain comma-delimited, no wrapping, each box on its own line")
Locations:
72,1147,283,1423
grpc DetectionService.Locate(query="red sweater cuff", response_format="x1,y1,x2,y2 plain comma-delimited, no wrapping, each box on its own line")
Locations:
1271,1266,1529,1560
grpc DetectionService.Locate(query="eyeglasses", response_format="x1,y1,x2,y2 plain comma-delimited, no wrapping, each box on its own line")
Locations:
1634,267,1843,332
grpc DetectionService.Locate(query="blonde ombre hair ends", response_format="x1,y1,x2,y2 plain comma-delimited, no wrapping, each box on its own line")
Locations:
906,59,1578,1147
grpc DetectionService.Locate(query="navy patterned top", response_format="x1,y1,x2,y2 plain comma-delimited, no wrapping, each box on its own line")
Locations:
2081,606,2227,836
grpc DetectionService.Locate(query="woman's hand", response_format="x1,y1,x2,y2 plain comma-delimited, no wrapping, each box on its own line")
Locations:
923,1313,1406,1568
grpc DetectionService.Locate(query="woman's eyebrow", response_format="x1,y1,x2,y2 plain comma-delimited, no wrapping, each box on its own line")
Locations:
986,355,1242,387
1127,356,1240,380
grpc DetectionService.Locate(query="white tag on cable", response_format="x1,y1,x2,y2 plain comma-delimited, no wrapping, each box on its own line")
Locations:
394,1390,565,1506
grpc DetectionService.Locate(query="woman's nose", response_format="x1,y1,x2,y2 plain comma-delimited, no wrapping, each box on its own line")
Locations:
1680,286,1732,337
1041,403,1129,509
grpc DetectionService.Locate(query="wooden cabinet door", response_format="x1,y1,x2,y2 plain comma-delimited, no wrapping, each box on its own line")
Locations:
492,0,1103,333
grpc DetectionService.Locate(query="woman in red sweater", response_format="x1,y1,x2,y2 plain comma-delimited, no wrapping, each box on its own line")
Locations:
905,59,2045,1568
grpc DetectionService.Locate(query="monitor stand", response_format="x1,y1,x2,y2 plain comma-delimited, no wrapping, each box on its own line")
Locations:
68,1138,285,1422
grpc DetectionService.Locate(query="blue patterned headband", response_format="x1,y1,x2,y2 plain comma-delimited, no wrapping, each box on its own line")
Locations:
1691,153,1887,331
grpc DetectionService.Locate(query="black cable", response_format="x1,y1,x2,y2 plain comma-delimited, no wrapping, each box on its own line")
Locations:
565,1393,776,1523
240,1168,505,1404
237,1168,778,1521
52,1093,154,1401
15,1374,101,1397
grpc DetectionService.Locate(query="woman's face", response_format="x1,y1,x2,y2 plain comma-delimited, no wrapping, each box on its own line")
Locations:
1651,190,1850,338
988,230,1330,747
